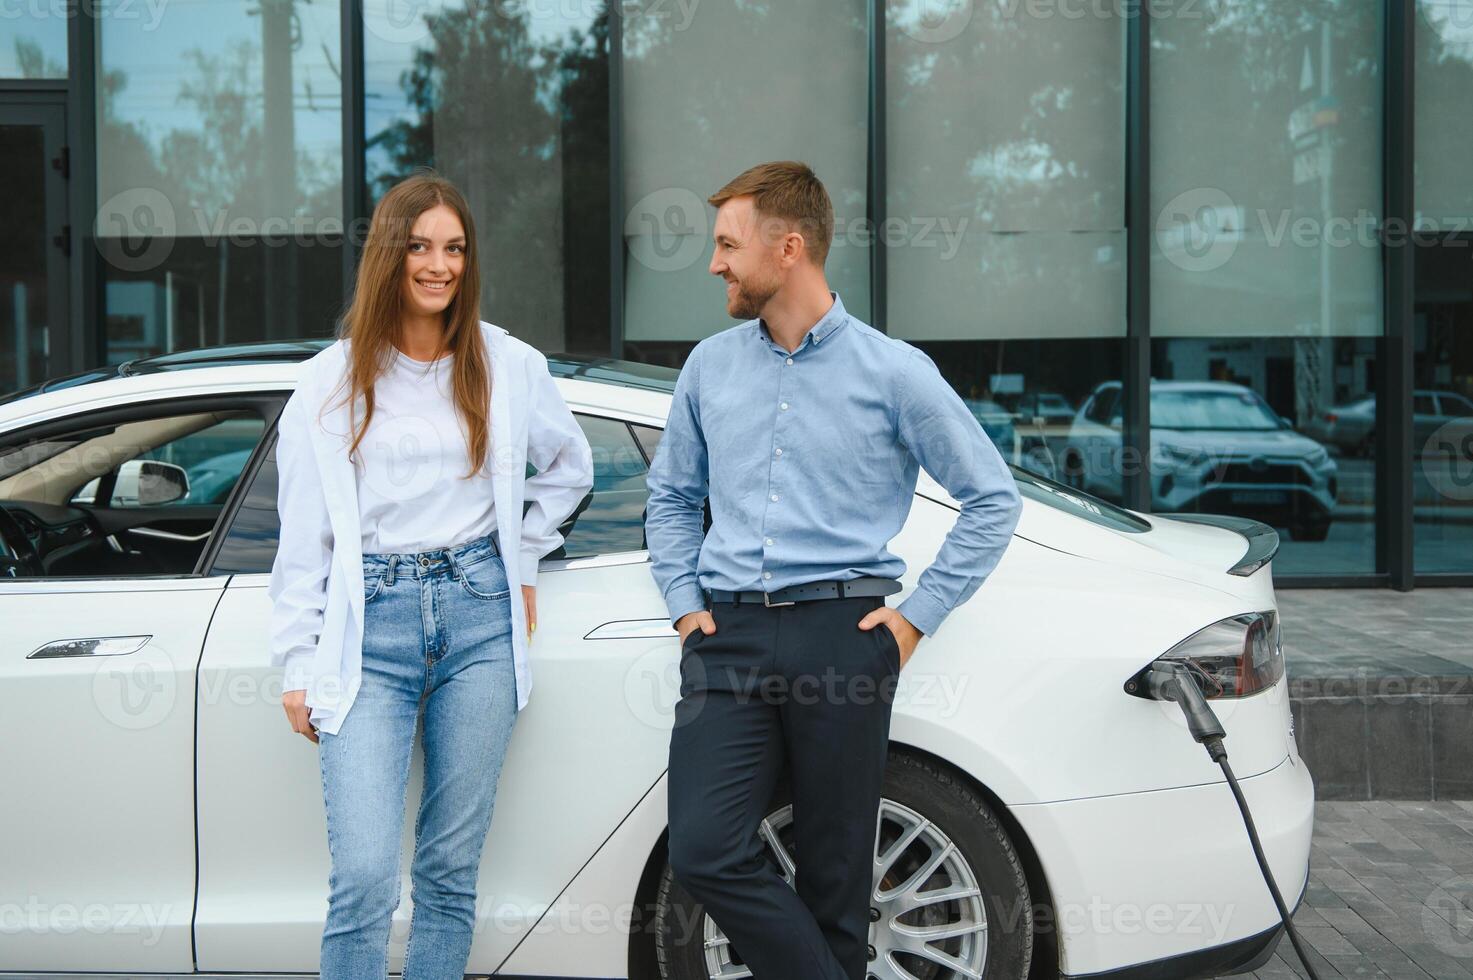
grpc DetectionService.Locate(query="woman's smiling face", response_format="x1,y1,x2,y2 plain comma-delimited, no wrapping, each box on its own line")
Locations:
402,203,466,317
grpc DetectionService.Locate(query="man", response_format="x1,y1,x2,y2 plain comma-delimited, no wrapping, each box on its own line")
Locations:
644,160,1022,979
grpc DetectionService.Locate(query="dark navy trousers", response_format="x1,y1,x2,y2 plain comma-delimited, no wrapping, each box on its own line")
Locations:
666,594,901,980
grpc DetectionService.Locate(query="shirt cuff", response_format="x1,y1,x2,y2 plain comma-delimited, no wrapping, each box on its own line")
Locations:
664,582,708,628
896,589,949,638
519,551,540,590
280,650,314,694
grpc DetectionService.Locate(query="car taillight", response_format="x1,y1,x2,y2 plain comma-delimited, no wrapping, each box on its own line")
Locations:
1323,412,1338,423
1127,612,1284,700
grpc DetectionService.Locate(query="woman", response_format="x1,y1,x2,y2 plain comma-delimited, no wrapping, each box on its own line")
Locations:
267,169,593,980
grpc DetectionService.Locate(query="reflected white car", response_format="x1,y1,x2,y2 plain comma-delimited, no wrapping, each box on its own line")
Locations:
0,342,1313,980
1062,380,1338,542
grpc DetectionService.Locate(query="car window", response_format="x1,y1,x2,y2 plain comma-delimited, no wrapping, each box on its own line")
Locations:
211,412,653,575
631,423,662,464
559,414,650,557
71,416,264,508
1415,394,1437,415
0,403,271,579
1437,393,1473,417
1085,386,1120,425
208,434,284,576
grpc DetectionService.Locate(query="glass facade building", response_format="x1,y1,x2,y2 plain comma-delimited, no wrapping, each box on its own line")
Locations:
2,0,1470,586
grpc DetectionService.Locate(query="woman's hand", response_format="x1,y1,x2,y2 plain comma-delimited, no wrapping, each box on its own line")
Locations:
523,585,537,642
282,689,318,743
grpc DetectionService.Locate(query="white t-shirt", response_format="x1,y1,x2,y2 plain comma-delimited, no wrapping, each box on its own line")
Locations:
353,346,497,554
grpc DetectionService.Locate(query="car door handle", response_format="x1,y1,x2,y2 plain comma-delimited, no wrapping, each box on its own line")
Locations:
583,620,680,641
27,636,152,659
126,526,211,542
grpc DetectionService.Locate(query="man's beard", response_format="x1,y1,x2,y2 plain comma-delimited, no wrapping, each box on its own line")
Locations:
727,275,779,319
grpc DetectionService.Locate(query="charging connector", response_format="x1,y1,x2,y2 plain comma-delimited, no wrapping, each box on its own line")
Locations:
1142,662,1322,980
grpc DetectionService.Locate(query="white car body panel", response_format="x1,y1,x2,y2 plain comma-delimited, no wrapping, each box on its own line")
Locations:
3,578,225,972
0,358,1313,978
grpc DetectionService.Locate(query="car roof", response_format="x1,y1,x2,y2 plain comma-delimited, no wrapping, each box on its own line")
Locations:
0,339,679,426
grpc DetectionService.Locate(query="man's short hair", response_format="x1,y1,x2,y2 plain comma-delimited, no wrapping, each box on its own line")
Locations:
708,161,835,268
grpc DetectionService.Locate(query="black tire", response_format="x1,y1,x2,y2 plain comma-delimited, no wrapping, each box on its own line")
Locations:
654,752,1033,980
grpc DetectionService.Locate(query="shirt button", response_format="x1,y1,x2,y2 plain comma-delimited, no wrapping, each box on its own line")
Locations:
763,571,772,580
765,537,774,545
780,402,789,410
774,448,782,456
785,357,793,365
770,493,779,502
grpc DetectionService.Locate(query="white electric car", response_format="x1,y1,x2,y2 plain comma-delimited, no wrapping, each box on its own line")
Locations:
0,340,1313,980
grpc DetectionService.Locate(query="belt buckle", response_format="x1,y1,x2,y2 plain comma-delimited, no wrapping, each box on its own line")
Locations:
763,590,795,608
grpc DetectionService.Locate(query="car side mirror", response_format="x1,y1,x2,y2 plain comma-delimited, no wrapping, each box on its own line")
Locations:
137,460,190,506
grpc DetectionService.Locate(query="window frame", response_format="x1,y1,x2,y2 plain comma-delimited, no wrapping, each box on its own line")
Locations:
0,390,288,582
205,404,668,578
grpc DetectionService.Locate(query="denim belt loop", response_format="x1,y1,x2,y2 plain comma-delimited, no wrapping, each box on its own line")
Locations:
384,553,398,587
444,548,465,588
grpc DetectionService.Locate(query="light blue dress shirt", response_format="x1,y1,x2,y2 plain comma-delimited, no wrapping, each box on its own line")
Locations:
644,292,1022,636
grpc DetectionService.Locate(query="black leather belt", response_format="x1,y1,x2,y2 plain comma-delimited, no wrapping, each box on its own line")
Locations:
705,576,902,608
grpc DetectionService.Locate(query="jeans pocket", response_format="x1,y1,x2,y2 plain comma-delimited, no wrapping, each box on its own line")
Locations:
363,570,386,604
460,555,511,600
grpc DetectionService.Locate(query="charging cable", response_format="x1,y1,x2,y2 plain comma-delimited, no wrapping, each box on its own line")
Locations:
1144,662,1322,980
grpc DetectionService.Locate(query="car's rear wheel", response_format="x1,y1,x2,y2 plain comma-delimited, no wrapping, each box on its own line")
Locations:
654,752,1033,980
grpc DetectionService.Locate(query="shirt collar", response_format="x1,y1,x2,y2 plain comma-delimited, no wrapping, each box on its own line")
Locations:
757,292,848,354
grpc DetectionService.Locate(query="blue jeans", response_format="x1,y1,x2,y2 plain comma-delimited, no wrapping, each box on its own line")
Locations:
317,530,519,980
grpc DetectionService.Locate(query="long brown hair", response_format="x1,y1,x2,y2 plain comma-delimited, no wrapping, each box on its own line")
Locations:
323,169,491,479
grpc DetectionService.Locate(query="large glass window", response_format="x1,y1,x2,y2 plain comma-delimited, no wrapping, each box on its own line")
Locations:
621,0,870,364
364,0,610,357
1151,0,1383,574
96,0,344,361
1,6,67,78
885,0,1127,491
1413,1,1473,574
